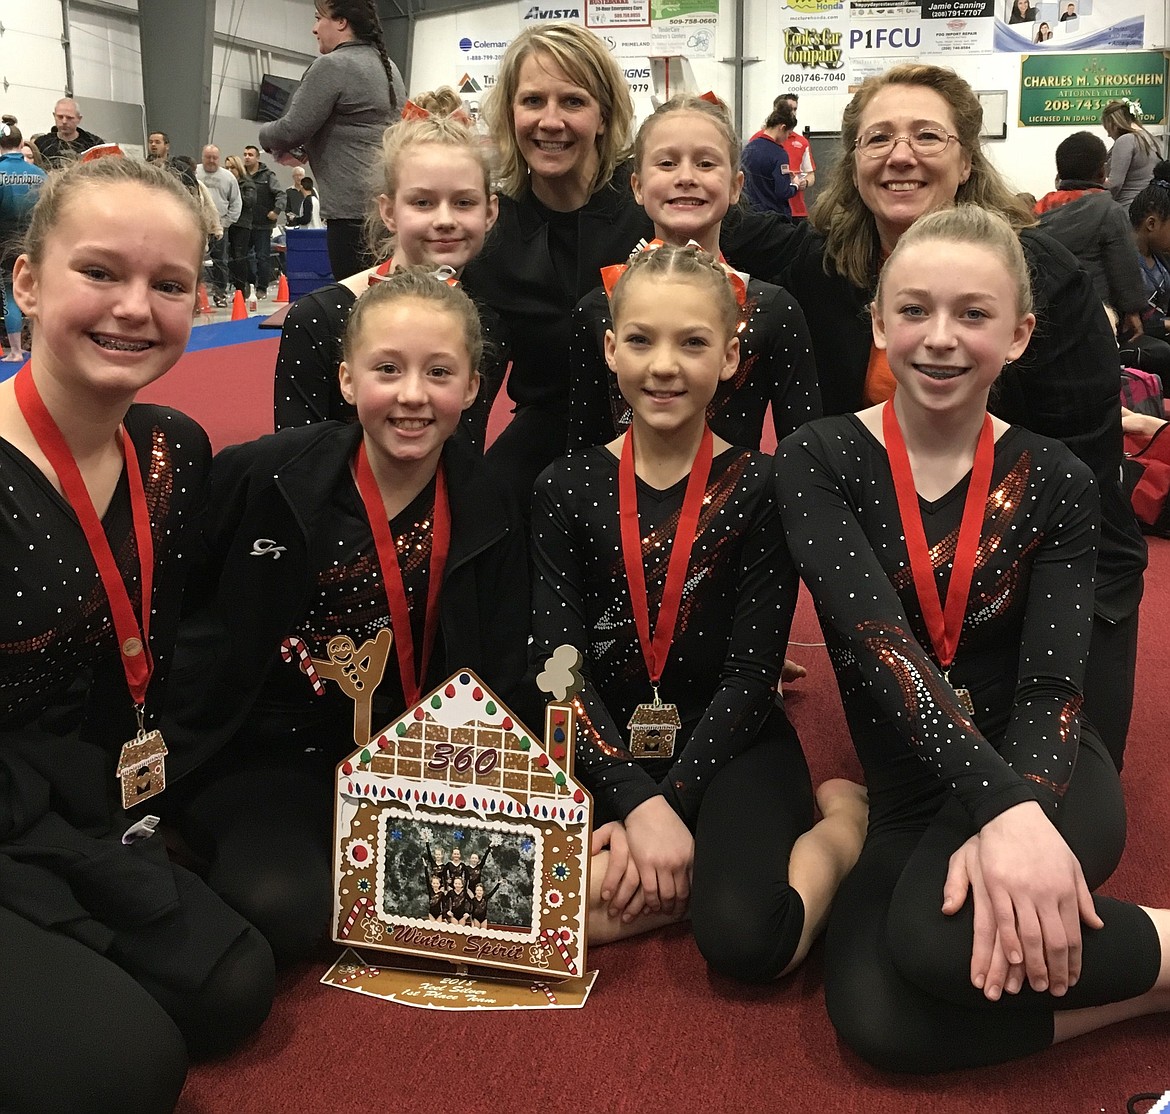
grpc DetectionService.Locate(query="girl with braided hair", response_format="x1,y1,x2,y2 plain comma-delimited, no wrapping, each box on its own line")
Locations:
566,93,820,453
259,0,406,278
532,241,866,977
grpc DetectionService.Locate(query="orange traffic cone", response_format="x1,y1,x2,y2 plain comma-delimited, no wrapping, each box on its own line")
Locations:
230,289,248,320
275,273,289,304
196,283,212,316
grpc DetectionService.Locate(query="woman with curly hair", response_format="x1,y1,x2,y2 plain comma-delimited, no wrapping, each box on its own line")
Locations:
776,63,1145,773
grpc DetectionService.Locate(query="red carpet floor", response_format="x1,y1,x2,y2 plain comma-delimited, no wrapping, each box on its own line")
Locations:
162,324,1168,1113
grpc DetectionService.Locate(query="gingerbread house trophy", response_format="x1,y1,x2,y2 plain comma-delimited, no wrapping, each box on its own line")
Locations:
321,643,591,994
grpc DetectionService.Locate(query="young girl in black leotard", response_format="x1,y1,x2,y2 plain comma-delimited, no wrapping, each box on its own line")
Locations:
168,269,531,967
274,91,506,449
777,205,1170,1072
466,847,491,892
0,156,273,1114
533,242,866,981
470,882,500,929
427,873,446,921
445,875,473,925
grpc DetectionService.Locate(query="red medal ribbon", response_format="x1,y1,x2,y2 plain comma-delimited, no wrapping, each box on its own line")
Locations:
353,443,450,707
13,364,155,707
618,425,713,687
882,400,994,669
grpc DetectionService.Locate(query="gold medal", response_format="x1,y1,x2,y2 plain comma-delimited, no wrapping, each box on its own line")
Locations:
945,671,976,718
627,691,682,759
116,729,168,809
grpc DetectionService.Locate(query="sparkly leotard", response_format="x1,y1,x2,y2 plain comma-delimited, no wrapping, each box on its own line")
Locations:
775,415,1161,1071
533,445,796,827
0,405,207,757
252,478,437,752
533,442,816,980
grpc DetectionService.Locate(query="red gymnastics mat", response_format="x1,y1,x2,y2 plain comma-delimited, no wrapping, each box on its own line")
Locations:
137,318,278,453
179,545,1170,1114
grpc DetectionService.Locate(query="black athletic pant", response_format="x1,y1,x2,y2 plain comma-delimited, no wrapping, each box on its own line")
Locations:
484,406,569,517
592,708,815,984
691,714,815,983
1082,606,1139,771
325,218,371,282
0,881,274,1113
179,748,336,967
824,730,1161,1073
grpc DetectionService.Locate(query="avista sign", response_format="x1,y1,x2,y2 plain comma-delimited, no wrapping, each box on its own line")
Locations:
524,5,582,17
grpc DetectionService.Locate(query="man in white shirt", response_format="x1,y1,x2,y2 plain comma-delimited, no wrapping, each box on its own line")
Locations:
196,144,242,306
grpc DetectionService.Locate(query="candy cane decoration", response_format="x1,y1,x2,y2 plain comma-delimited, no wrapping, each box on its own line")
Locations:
338,964,376,985
543,928,577,976
340,897,369,938
530,982,558,1005
280,636,325,695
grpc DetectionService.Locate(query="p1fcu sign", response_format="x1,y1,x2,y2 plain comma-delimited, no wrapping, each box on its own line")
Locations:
848,24,922,50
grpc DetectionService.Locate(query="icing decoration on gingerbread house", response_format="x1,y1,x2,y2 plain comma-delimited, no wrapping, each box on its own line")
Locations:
332,661,591,981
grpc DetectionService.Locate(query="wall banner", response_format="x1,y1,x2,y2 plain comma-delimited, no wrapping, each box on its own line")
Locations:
649,0,719,57
1018,51,1167,126
775,0,849,95
995,0,1148,52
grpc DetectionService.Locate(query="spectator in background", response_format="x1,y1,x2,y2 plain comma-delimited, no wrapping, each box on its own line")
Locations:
20,139,48,171
779,93,816,221
147,131,170,164
224,154,257,301
196,144,241,307
0,115,48,360
1034,131,1151,346
258,0,404,279
1127,169,1170,350
286,175,323,228
170,155,223,281
741,100,803,217
240,144,285,298
283,165,306,223
1103,99,1160,207
34,97,104,167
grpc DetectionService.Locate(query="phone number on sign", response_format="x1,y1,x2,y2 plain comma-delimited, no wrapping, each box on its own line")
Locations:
1043,97,1140,112
789,71,845,83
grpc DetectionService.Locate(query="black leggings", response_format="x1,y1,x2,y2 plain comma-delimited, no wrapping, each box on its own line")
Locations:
0,898,273,1113
690,712,815,982
179,753,336,967
1081,606,1139,771
325,218,371,282
484,406,569,515
824,730,1161,1073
